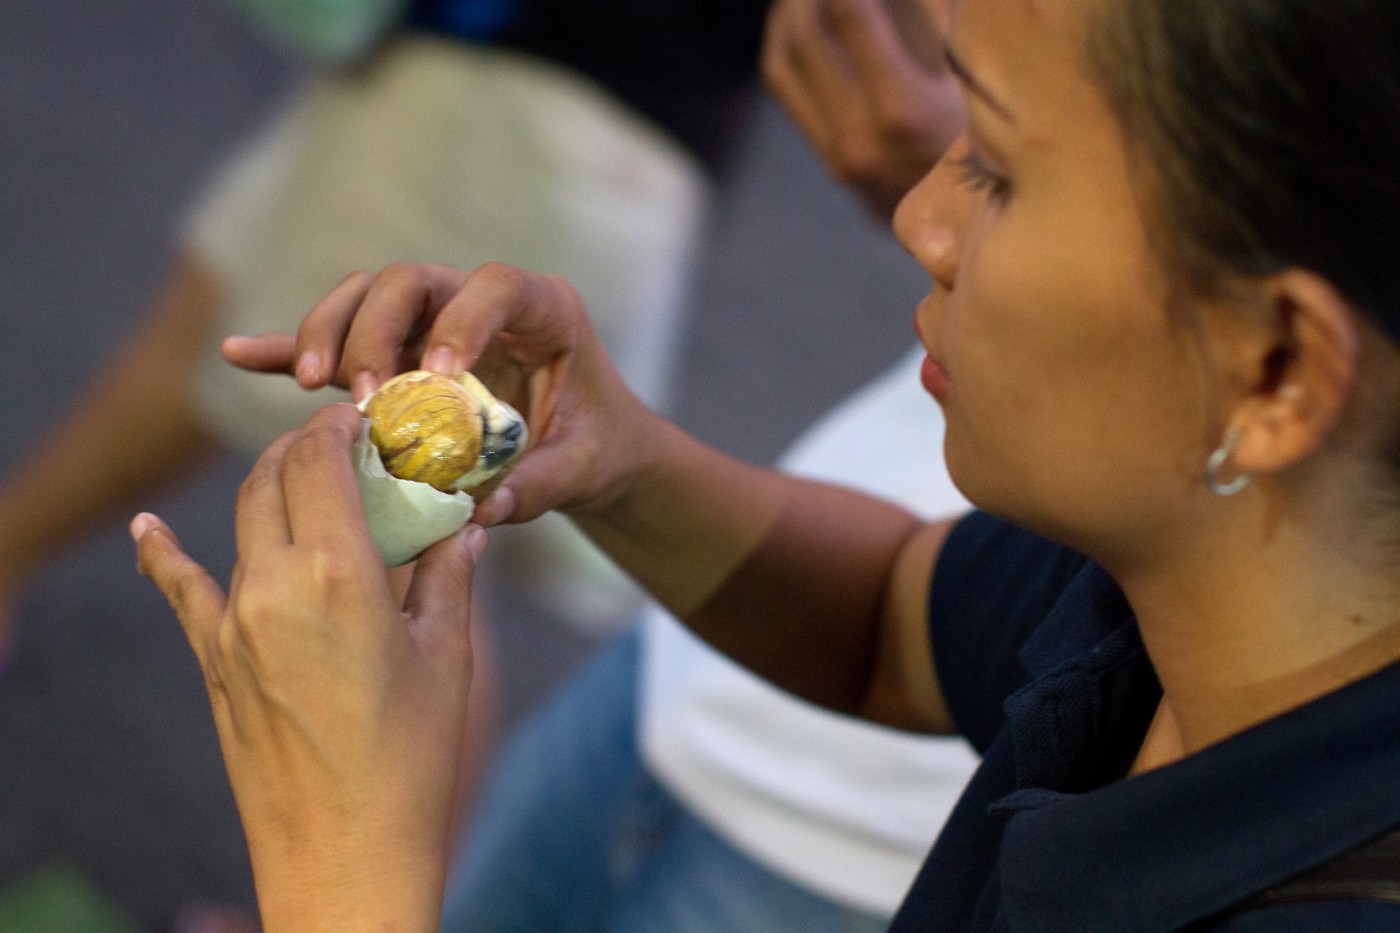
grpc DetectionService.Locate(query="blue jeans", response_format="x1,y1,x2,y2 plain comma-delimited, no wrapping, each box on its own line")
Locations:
441,628,889,933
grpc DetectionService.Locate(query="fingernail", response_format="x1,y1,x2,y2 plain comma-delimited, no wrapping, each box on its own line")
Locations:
296,351,324,385
493,487,516,522
466,525,488,560
422,347,456,374
129,512,157,542
352,371,380,403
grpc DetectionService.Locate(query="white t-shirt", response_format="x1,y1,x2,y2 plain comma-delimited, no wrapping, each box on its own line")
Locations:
186,37,706,452
639,345,979,916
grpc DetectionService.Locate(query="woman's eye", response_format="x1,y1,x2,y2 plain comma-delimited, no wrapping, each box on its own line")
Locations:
955,151,1012,201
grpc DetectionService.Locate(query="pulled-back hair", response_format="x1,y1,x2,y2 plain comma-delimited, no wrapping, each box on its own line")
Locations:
1086,0,1400,344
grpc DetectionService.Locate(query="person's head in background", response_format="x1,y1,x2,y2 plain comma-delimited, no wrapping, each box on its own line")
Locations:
896,0,1400,604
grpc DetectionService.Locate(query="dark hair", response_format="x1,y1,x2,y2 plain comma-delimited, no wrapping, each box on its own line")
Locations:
1085,0,1400,344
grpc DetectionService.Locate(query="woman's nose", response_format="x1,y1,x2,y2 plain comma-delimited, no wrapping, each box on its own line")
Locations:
894,134,972,291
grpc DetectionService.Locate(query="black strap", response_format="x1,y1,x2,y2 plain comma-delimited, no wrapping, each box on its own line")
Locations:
1233,826,1400,914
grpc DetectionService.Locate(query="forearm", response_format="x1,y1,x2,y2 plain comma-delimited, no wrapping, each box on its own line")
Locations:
0,255,221,589
573,416,922,714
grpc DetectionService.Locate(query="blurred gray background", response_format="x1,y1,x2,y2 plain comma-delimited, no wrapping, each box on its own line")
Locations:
0,0,925,926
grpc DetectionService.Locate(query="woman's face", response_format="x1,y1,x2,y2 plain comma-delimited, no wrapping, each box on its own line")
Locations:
895,0,1222,563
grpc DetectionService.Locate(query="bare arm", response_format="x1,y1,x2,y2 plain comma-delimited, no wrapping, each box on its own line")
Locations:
572,414,955,726
0,254,222,606
134,405,479,933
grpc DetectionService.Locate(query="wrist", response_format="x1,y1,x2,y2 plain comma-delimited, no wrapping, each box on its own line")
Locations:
567,402,677,522
250,834,446,933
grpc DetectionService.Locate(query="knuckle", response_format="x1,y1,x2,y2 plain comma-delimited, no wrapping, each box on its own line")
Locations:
215,613,241,665
341,269,374,289
827,0,862,33
162,564,196,615
760,44,786,88
240,433,293,491
874,100,923,141
760,62,780,95
305,545,354,591
281,428,330,474
375,261,425,289
228,589,284,658
472,261,530,300
831,146,880,186
542,273,583,308
236,468,265,504
231,584,277,630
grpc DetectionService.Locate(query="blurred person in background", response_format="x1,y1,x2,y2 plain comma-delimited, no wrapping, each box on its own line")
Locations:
0,0,771,660
0,1,764,928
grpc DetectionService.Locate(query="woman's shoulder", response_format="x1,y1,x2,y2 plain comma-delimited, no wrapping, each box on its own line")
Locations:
928,512,1110,752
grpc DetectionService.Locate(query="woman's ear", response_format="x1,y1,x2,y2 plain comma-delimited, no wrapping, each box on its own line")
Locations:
1226,270,1359,476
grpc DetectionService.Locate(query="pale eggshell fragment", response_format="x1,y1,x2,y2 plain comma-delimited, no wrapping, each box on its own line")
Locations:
352,422,475,568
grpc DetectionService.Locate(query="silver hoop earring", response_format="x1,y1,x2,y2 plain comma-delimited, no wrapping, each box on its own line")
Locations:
1205,426,1251,496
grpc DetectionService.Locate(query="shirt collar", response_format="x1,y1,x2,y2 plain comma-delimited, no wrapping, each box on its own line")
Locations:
994,569,1400,931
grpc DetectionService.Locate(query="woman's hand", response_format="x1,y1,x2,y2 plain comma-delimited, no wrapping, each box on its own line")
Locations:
763,0,965,219
132,403,484,933
221,262,659,527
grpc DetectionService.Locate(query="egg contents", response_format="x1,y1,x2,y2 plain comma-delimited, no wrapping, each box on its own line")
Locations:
364,371,486,492
354,370,527,566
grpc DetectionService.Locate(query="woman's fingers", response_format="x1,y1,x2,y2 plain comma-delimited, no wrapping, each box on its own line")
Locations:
835,0,929,96
422,264,584,377
218,269,376,389
131,512,227,670
465,487,516,527
764,0,906,197
278,404,380,565
235,430,296,564
335,264,472,399
484,415,616,525
290,270,377,392
221,332,298,376
403,525,485,644
218,260,629,536
763,0,835,157
224,263,583,416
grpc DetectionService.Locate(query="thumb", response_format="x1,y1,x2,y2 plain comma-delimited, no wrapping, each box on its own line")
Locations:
403,524,486,638
130,512,226,667
478,438,585,525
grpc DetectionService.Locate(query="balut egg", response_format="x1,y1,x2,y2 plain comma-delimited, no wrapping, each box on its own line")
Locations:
353,370,527,566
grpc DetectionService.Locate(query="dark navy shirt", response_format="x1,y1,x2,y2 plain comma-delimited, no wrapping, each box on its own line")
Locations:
891,511,1400,932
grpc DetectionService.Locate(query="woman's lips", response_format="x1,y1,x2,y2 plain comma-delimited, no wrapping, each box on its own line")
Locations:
920,354,952,400
913,303,950,400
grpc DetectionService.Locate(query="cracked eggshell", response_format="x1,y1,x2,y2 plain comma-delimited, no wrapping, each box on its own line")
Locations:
352,422,474,568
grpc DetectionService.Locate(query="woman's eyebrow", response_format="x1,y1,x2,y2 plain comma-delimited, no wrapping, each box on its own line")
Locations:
945,46,1017,123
